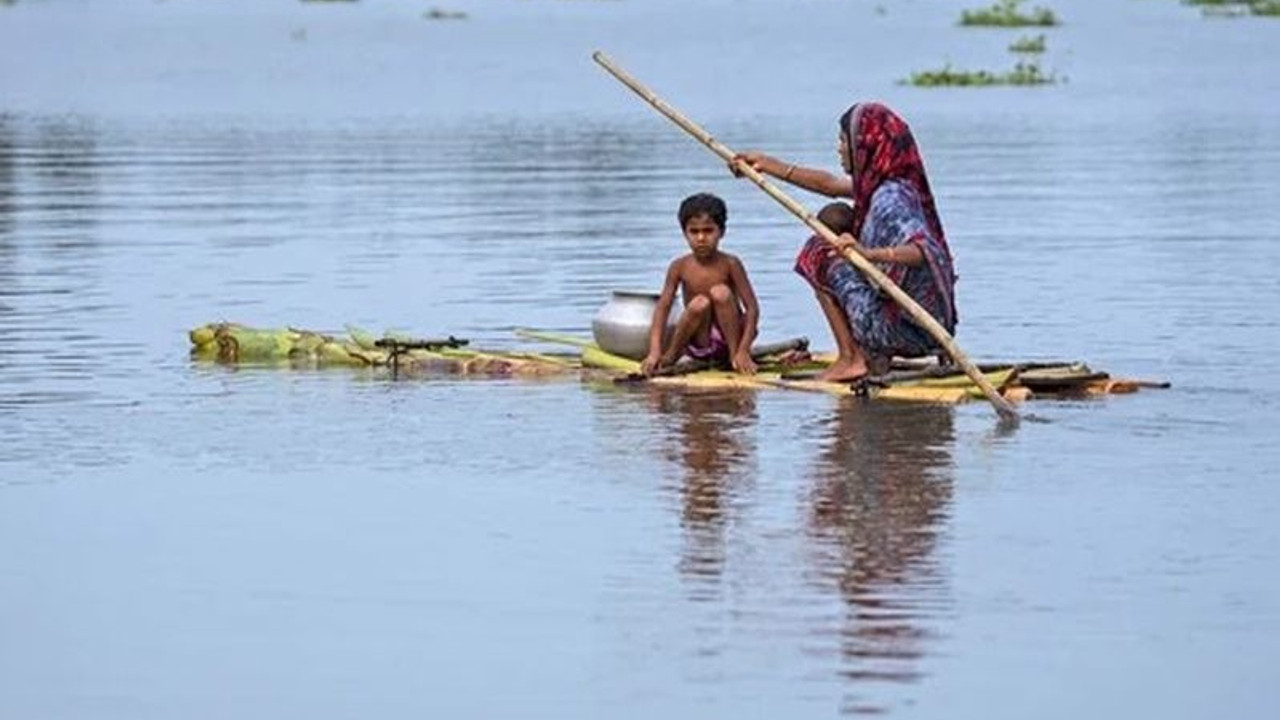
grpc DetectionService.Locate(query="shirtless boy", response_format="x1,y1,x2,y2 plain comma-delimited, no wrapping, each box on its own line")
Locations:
641,193,760,376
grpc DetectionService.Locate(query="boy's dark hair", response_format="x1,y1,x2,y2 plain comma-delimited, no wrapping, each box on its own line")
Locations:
678,193,727,230
817,201,855,235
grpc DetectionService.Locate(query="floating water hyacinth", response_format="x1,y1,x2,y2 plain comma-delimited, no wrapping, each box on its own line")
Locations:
904,61,1058,87
424,8,469,21
1176,0,1279,17
960,0,1059,27
1009,34,1047,53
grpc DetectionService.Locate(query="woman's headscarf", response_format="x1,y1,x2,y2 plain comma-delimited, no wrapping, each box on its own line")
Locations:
841,102,951,267
793,102,958,336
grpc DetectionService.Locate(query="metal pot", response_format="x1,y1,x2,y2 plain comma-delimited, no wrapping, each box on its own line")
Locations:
591,290,680,360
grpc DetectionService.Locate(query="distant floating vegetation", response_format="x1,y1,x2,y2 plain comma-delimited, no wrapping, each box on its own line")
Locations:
916,0,1061,86
904,61,1058,87
1181,0,1280,16
960,0,1060,27
1008,34,1047,53
424,8,469,20
1200,4,1249,16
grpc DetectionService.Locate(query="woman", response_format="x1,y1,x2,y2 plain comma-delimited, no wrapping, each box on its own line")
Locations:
735,102,957,382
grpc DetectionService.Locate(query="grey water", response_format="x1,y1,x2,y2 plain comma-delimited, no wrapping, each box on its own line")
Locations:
2,0,1278,717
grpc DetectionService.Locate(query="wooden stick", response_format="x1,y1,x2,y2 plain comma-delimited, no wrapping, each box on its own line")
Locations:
373,336,469,350
591,51,1019,423
615,336,811,383
514,328,595,348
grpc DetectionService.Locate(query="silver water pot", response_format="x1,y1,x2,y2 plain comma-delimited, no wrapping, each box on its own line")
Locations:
591,290,680,360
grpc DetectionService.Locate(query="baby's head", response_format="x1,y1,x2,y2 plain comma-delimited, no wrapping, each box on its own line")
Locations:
817,202,854,235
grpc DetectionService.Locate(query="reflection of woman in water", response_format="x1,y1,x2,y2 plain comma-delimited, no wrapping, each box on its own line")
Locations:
805,403,955,713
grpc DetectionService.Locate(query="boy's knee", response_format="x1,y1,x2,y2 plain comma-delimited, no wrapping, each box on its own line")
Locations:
708,284,734,304
687,295,713,314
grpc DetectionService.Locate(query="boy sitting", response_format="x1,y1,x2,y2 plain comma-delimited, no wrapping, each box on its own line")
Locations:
642,193,760,376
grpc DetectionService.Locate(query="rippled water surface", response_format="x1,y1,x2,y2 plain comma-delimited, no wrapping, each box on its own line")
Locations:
2,0,1279,717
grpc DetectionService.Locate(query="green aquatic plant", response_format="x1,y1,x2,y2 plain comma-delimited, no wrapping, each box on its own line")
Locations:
907,66,1000,87
424,8,469,20
904,61,1057,87
960,0,1059,27
1008,34,1047,53
1200,4,1249,16
1180,0,1280,17
1003,61,1057,84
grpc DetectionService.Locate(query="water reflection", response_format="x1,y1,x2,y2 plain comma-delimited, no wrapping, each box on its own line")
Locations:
0,116,13,240
0,116,111,415
647,388,759,595
804,403,955,715
0,116,14,329
28,116,102,240
450,120,686,324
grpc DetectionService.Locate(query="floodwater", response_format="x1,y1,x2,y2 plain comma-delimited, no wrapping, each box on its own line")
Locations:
2,0,1278,717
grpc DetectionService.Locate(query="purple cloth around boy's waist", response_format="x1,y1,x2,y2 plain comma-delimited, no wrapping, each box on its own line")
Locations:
686,324,728,361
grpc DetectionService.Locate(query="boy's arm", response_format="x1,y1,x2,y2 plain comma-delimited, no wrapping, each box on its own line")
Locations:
729,256,760,358
643,260,681,372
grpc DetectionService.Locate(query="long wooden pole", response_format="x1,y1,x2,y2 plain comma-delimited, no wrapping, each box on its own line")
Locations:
592,51,1018,422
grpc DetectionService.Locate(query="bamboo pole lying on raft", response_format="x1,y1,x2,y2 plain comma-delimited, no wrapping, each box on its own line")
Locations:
591,51,1019,423
616,336,810,382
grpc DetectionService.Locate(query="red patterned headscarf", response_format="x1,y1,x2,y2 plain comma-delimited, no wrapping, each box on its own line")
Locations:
842,103,952,265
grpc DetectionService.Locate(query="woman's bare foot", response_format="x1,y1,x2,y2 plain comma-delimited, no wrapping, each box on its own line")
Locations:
816,358,868,383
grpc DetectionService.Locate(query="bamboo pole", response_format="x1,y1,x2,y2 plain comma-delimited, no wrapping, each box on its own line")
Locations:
591,51,1019,423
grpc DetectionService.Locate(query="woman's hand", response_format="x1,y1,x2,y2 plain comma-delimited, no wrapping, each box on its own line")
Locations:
730,151,776,178
833,232,868,257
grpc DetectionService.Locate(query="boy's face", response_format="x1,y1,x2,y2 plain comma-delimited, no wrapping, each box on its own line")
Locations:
682,213,723,260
